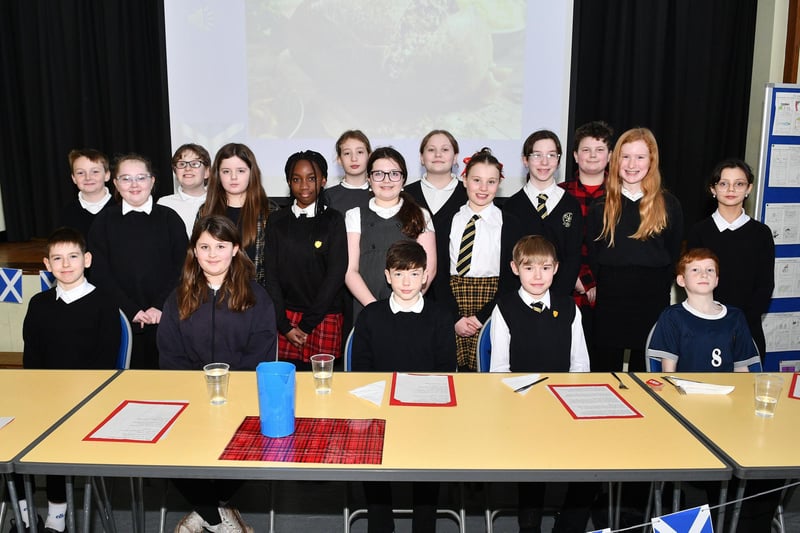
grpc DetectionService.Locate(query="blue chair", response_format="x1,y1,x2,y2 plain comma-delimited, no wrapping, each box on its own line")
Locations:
117,309,133,370
476,318,492,373
344,327,354,372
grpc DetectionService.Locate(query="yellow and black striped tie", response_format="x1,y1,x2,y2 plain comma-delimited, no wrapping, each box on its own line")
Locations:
456,214,480,276
530,301,545,313
536,193,548,218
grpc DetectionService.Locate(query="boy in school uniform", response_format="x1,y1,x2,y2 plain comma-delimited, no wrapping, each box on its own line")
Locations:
647,247,760,372
352,240,456,533
57,149,114,239
15,227,120,532
157,143,210,237
489,235,591,533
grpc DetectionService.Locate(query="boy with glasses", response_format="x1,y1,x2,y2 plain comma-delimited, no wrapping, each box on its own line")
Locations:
158,143,211,236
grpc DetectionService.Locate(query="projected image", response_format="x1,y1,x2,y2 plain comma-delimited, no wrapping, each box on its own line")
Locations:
245,0,525,139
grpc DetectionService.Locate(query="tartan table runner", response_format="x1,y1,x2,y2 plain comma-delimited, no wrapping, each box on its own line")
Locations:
219,416,385,464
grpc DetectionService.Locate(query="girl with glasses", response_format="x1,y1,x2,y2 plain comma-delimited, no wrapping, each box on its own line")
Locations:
345,147,436,320
686,159,775,360
88,153,188,369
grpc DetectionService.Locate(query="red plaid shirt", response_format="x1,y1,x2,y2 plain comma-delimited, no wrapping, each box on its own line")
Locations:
559,173,606,307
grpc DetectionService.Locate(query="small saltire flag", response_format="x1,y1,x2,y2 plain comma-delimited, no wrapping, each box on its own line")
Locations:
652,504,713,533
0,268,23,303
40,270,56,292
587,529,611,533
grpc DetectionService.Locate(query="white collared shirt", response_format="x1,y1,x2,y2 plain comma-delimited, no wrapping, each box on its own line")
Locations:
489,288,590,373
157,188,207,236
448,203,503,276
621,187,644,202
121,196,153,215
78,189,112,214
523,181,564,215
291,201,320,218
419,174,459,214
336,180,369,190
711,208,750,231
388,292,425,314
56,278,96,304
345,198,434,233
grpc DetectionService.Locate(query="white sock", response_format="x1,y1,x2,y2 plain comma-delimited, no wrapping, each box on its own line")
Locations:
17,499,30,528
45,501,68,532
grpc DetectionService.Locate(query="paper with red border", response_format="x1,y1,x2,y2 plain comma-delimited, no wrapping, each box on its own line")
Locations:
790,373,800,400
548,384,643,419
84,400,189,443
389,373,456,407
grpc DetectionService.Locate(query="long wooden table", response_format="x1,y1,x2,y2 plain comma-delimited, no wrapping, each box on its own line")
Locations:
17,370,730,483
634,372,800,532
0,370,117,529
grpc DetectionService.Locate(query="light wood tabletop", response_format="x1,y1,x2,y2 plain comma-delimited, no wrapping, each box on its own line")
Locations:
0,369,117,470
17,370,730,482
634,372,800,479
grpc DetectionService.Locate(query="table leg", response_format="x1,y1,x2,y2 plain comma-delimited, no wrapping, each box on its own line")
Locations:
24,475,38,533
716,480,728,533
82,480,92,533
4,474,24,533
728,479,746,533
672,482,681,513
65,476,76,533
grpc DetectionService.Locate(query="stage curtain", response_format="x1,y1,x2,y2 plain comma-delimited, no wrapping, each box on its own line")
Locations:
568,0,759,229
0,0,171,241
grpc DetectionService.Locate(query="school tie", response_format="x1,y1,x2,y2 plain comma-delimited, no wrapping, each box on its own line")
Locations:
530,301,545,313
536,193,548,218
456,214,480,276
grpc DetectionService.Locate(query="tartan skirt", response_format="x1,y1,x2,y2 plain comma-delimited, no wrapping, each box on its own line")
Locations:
278,310,343,363
449,275,499,370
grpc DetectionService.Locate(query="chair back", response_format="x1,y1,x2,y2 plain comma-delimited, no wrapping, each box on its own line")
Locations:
644,322,662,372
476,318,492,372
344,328,354,372
117,309,133,370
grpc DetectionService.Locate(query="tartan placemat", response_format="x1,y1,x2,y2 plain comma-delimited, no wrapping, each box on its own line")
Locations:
219,416,385,464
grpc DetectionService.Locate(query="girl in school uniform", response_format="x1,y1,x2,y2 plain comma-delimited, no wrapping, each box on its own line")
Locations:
435,148,522,371
158,214,276,533
199,143,271,288
406,130,468,300
88,153,187,369
264,151,348,370
325,129,373,214
686,159,775,360
587,127,684,372
345,147,437,319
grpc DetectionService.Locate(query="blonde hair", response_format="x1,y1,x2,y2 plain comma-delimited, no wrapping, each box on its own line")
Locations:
512,235,558,266
599,127,667,246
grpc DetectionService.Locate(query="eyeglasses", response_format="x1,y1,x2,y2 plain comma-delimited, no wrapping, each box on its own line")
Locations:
369,170,403,182
714,181,749,191
528,152,560,162
175,160,205,169
117,174,152,185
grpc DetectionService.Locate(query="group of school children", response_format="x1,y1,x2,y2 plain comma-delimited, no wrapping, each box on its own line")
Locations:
13,122,775,533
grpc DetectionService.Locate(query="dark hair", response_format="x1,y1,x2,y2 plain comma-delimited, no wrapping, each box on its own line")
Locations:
367,147,426,238
68,149,109,173
572,121,614,152
111,153,155,202
177,215,256,320
335,130,372,157
46,227,87,256
284,150,329,217
202,143,270,250
522,129,562,158
419,129,460,155
677,248,720,277
512,235,558,266
708,158,754,191
385,240,427,271
464,147,504,179
172,143,211,167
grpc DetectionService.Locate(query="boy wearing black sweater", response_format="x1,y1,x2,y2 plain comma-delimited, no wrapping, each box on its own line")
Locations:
17,227,120,532
352,240,456,533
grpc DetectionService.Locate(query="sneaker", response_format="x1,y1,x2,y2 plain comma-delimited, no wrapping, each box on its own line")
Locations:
174,511,210,533
214,507,254,533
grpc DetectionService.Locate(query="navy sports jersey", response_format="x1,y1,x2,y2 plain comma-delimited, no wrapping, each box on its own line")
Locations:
647,302,760,371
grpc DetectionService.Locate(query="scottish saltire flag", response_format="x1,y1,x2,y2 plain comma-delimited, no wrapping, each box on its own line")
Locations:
587,529,611,533
0,268,23,303
652,504,713,533
40,270,56,291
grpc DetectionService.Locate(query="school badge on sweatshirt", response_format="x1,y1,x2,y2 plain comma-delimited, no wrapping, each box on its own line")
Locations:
562,212,573,228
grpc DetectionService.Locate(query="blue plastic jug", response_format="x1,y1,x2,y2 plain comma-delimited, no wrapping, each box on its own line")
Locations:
256,361,296,437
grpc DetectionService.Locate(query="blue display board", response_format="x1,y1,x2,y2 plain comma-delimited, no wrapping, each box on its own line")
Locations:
755,83,800,370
